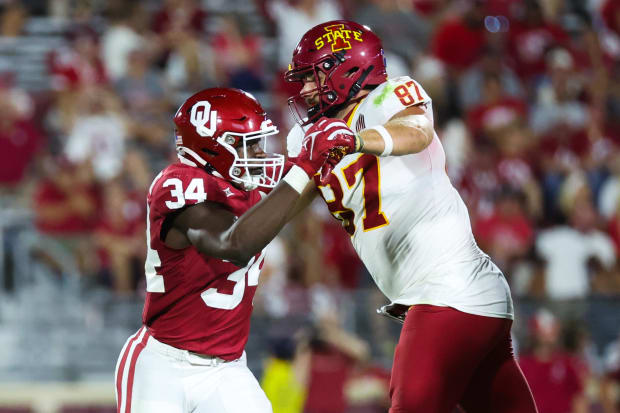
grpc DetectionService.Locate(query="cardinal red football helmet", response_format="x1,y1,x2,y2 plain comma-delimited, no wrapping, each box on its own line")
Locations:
285,20,387,125
174,88,284,190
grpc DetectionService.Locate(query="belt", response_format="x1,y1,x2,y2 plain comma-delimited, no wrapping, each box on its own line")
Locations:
146,334,230,367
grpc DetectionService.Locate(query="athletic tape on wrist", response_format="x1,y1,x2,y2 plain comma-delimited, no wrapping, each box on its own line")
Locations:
370,125,393,156
355,132,364,152
282,164,310,194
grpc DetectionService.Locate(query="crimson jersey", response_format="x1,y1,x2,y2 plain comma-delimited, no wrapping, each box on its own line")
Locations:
142,162,265,360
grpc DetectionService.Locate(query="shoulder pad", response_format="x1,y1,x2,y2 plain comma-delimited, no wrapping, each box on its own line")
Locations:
368,76,431,115
149,165,234,215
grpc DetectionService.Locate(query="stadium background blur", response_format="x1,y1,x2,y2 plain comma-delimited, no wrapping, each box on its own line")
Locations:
0,0,619,412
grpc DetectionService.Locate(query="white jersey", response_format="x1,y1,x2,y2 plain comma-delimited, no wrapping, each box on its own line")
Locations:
287,76,513,319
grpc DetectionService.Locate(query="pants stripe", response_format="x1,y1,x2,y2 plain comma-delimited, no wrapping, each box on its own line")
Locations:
116,327,146,413
124,329,151,413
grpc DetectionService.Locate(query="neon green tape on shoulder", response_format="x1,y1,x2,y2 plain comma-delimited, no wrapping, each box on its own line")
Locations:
373,84,395,106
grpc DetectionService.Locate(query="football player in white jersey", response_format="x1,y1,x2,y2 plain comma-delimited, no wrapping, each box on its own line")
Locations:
282,20,538,413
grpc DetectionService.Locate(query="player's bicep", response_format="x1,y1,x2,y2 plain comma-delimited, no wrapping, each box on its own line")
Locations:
166,202,237,251
389,104,426,120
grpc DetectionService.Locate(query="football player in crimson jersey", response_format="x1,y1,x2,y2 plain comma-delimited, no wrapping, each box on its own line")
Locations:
283,21,539,413
115,88,353,413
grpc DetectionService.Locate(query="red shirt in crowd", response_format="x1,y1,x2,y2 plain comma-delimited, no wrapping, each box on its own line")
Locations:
49,48,108,90
0,120,43,186
519,352,583,413
467,97,527,137
508,20,569,81
474,207,533,254
432,17,487,71
152,4,206,35
321,219,364,290
538,130,591,171
304,345,355,413
95,189,145,267
34,178,102,235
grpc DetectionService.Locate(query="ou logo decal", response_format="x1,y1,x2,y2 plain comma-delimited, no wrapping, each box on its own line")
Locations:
190,101,218,137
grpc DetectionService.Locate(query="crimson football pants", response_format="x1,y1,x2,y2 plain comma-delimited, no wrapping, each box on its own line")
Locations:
389,305,538,413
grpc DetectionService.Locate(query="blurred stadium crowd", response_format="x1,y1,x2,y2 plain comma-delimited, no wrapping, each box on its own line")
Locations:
1,0,620,412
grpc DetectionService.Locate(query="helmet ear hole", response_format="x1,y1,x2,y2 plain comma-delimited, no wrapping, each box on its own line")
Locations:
345,67,359,78
201,148,218,157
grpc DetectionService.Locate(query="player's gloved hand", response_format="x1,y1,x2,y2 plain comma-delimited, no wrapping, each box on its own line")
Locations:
312,118,359,155
293,118,357,179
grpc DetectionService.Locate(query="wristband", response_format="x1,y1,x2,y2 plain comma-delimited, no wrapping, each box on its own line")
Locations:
370,125,393,156
282,164,311,194
355,132,364,152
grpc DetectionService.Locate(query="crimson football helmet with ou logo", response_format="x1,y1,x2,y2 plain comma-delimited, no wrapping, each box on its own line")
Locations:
285,20,387,125
174,88,284,190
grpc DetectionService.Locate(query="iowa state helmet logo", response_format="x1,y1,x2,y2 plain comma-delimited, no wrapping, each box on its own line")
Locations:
314,24,363,52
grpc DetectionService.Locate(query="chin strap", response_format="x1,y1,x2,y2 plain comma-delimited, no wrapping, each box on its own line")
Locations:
347,65,374,101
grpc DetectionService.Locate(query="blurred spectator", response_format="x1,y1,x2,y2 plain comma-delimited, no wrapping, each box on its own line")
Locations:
494,125,543,219
0,0,27,37
460,46,524,111
152,0,206,37
601,331,620,413
151,0,212,91
101,3,150,81
343,363,390,413
49,25,108,92
302,311,370,413
602,0,620,38
608,211,620,256
211,14,266,92
63,87,127,182
507,0,569,85
353,0,431,65
115,48,171,163
320,214,364,291
474,187,534,271
261,334,309,413
0,82,44,192
254,235,292,318
267,0,342,70
458,140,502,216
438,119,471,182
530,47,588,137
94,179,145,294
266,0,341,131
49,25,109,133
599,137,620,223
599,2,619,62
600,155,620,265
458,124,542,221
536,183,616,303
33,159,101,277
466,73,527,141
519,309,589,413
431,0,487,74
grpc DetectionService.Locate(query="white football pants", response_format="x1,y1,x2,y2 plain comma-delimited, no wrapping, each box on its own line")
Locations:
115,326,273,413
